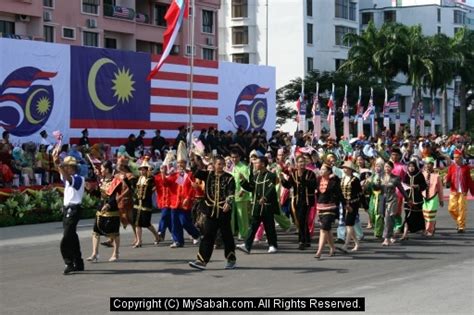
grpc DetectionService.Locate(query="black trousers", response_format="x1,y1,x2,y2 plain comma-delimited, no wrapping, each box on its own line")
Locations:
197,212,236,264
295,202,310,245
60,206,83,267
245,210,278,249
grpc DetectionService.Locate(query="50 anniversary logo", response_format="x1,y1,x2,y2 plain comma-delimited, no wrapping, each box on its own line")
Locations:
0,67,56,137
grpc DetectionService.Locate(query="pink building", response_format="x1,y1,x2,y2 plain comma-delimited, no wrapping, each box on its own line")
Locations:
0,0,220,60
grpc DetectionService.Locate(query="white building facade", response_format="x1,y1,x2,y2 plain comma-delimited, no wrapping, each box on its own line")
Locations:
360,0,474,131
218,0,473,132
218,0,359,89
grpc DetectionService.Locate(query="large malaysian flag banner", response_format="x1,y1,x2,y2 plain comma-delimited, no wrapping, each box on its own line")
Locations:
0,39,276,146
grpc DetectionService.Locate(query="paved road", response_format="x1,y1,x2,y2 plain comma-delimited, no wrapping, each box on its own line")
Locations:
0,203,473,315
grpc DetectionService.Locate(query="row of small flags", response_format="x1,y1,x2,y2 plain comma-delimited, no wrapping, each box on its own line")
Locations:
296,87,436,121
296,84,436,137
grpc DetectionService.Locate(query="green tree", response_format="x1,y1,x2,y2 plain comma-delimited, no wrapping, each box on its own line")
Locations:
451,28,474,132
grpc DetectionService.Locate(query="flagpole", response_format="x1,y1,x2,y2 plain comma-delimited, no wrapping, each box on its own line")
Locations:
383,88,390,132
313,81,320,140
330,83,336,140
357,86,363,137
395,94,400,134
298,80,306,132
187,0,195,151
343,84,349,139
431,96,435,135
370,87,375,138
419,100,425,136
410,89,416,136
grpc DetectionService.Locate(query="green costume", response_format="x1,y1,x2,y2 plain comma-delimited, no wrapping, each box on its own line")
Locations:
231,161,251,238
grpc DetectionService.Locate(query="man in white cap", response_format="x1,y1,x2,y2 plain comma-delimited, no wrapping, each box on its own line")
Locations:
53,152,85,275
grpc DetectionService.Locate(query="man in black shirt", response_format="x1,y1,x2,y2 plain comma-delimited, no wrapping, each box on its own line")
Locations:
151,129,167,157
135,130,146,149
124,134,137,158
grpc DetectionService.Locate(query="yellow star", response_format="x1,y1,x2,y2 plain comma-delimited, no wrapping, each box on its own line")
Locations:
112,67,135,103
36,96,51,115
257,107,266,120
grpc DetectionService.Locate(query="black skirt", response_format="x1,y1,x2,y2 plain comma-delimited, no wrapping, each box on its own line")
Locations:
133,208,152,227
404,206,425,233
93,215,120,236
344,202,360,226
319,213,336,231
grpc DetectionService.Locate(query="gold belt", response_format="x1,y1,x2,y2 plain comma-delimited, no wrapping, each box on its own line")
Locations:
97,211,119,217
134,206,152,211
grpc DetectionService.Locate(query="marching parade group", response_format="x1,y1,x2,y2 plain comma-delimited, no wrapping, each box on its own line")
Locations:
1,126,473,274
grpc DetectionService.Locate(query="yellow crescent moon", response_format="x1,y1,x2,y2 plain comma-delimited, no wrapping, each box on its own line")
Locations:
25,88,48,125
88,57,117,111
250,100,265,128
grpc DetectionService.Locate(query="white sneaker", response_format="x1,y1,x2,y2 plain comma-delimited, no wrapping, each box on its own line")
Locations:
268,246,277,253
236,243,250,254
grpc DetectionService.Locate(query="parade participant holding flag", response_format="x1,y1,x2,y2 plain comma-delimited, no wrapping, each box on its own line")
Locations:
52,135,85,275
167,142,200,248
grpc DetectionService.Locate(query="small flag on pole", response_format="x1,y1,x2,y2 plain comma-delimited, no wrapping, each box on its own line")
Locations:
328,83,336,139
312,82,321,139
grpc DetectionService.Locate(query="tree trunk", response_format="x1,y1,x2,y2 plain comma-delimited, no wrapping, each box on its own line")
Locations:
459,83,467,132
441,87,448,135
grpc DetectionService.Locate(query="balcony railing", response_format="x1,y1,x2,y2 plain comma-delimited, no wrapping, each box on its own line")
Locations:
0,33,33,40
104,4,135,21
103,4,150,24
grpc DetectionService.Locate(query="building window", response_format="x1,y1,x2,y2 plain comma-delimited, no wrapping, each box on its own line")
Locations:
335,0,348,19
454,27,462,34
384,10,396,23
105,38,117,49
232,0,248,18
335,26,356,46
335,59,345,70
454,10,465,24
202,10,214,34
400,96,406,113
62,27,75,39
82,0,99,15
437,8,441,23
349,2,357,21
361,12,373,25
307,0,313,17
154,4,168,27
307,57,314,72
137,40,163,54
83,31,98,47
335,0,356,21
0,20,15,34
43,0,54,8
307,23,313,44
232,53,249,64
437,26,441,34
203,48,214,60
104,0,116,5
44,25,54,42
232,26,248,45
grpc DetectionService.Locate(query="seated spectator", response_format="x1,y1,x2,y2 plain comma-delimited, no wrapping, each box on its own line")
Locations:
0,160,14,188
12,147,34,186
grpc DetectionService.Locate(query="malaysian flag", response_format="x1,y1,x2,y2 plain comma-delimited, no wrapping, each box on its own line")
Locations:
362,95,374,121
326,90,334,123
386,95,399,111
69,46,218,146
296,83,304,123
113,6,134,19
355,97,363,117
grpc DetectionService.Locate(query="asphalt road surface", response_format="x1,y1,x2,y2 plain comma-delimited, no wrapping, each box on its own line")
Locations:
0,202,472,315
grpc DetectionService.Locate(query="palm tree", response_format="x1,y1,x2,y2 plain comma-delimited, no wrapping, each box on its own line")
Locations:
423,33,458,135
451,28,474,132
398,25,430,111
